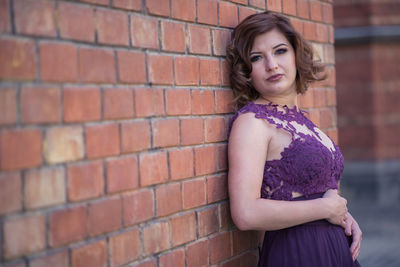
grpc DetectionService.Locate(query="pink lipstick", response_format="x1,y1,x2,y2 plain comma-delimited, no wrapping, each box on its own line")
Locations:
267,74,283,82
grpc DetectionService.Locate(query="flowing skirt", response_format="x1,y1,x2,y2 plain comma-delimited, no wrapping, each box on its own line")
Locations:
258,193,362,267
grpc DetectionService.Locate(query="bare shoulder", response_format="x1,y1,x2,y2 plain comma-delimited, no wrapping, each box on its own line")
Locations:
229,112,272,144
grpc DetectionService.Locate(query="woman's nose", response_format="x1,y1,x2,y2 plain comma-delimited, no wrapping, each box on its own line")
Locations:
265,56,278,71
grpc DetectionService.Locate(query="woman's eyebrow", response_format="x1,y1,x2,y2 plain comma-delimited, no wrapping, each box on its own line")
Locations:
250,43,288,55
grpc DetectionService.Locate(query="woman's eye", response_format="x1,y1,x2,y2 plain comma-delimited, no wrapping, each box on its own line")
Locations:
250,55,261,62
275,48,287,55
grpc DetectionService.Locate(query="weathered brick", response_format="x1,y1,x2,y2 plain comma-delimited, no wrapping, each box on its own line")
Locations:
322,2,333,24
197,0,218,25
183,178,206,209
267,0,282,12
0,129,42,170
316,23,329,43
152,119,180,148
220,202,234,229
229,0,247,4
297,0,310,19
197,205,219,237
207,174,228,203
249,0,265,9
209,231,232,264
159,249,185,267
200,59,220,86
146,0,170,16
0,38,36,81
0,87,17,125
25,167,65,209
221,60,230,86
0,172,22,215
212,29,231,56
174,56,199,85
219,1,238,28
85,124,120,159
30,250,69,267
109,229,141,266
148,54,174,85
117,50,146,84
165,89,191,115
320,108,334,129
121,121,151,153
308,109,320,127
192,90,214,115
195,146,217,176
283,0,297,16
49,205,88,247
88,197,122,236
0,0,11,33
106,156,138,193
135,260,157,267
143,221,170,255
298,88,314,108
171,0,196,22
67,161,104,202
169,148,194,180
139,151,168,186
310,0,322,22
71,240,107,267
58,1,95,42
232,230,259,254
303,21,317,41
63,87,101,122
44,126,84,164
217,144,228,171
21,86,61,124
134,88,156,117
131,15,158,49
103,88,134,119
4,215,46,259
180,118,204,146
189,25,211,55
123,189,154,225
156,183,182,217
14,0,56,37
205,117,227,143
113,0,142,11
79,48,116,84
216,89,234,113
239,6,257,23
291,17,304,35
161,21,186,52
96,9,129,46
79,0,108,6
186,240,209,267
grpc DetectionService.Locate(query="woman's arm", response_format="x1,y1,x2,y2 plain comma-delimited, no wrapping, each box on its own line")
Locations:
228,113,348,231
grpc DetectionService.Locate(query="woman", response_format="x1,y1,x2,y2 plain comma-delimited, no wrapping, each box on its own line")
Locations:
226,11,362,267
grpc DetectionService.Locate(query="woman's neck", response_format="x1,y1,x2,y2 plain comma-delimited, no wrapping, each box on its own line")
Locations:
256,94,298,108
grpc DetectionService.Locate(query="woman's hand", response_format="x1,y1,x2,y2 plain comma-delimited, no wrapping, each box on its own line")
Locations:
344,212,362,261
322,189,348,228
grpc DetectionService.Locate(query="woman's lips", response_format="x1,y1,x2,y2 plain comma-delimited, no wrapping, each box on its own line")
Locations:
267,74,283,82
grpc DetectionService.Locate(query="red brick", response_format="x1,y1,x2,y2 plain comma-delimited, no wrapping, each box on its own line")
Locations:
67,161,104,202
85,124,120,159
174,57,199,85
88,197,122,236
135,260,157,267
0,129,41,170
209,232,232,264
197,0,218,25
146,0,170,16
239,6,257,23
217,143,228,171
123,189,154,225
71,240,107,267
21,86,61,124
161,21,186,53
14,0,56,37
189,25,211,55
310,0,322,22
303,21,317,41
205,117,227,143
96,9,129,46
308,109,320,127
197,205,219,237
212,29,231,56
148,54,174,85
106,156,138,193
220,202,234,229
324,44,335,65
0,172,22,215
221,60,230,86
3,215,46,259
153,119,179,148
131,15,158,49
0,87,17,125
117,50,146,84
121,121,151,153
165,89,191,115
200,59,220,86
229,0,247,4
159,249,185,267
327,129,338,145
113,0,142,11
79,48,116,84
216,89,234,113
103,88,134,119
316,23,329,43
322,2,333,24
297,0,310,19
180,118,204,146
49,206,88,247
0,0,10,33
320,108,334,129
232,230,259,254
80,0,108,6
156,182,182,216
283,0,297,15
110,229,140,266
155,88,165,116
267,0,282,12
58,1,95,42
250,0,265,9
140,151,168,186
219,1,238,28
290,17,303,35
298,88,314,108
171,0,196,22
30,250,69,267
63,87,101,122
207,174,228,203
192,90,214,114
39,42,78,82
183,178,206,209
169,148,194,180
171,213,197,246
326,88,337,106
186,240,209,267
0,38,36,81
134,88,156,117
143,221,170,254
313,88,326,108
24,167,65,209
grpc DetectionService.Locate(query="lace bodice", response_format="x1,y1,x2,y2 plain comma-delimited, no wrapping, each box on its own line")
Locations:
229,102,344,201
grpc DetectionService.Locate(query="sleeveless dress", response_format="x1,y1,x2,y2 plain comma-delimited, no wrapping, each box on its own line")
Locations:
229,102,361,267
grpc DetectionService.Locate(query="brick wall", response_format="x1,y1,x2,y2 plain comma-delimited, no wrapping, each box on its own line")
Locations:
0,0,335,266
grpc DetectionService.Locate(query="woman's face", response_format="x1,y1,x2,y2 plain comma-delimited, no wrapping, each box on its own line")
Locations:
249,28,297,98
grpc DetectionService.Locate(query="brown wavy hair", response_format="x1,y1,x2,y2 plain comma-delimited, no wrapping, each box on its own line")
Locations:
226,11,326,109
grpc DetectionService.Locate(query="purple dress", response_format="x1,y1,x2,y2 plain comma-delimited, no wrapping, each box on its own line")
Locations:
230,102,361,267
